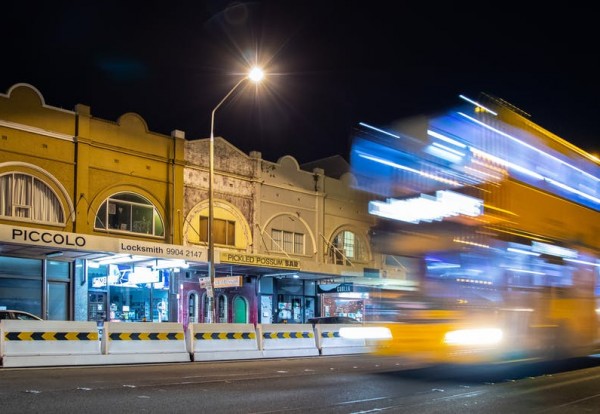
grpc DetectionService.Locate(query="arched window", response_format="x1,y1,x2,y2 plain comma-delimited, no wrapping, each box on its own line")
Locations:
202,293,213,323
330,230,366,265
217,294,228,323
0,173,64,224
188,292,199,324
95,192,164,237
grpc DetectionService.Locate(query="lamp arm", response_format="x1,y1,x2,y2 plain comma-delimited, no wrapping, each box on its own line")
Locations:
210,77,248,138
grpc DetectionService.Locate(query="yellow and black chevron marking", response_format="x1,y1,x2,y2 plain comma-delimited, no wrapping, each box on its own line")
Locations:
4,331,98,341
321,331,340,338
263,331,314,339
195,332,256,340
108,332,184,341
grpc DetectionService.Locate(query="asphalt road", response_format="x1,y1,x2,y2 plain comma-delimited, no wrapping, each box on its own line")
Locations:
1,355,600,413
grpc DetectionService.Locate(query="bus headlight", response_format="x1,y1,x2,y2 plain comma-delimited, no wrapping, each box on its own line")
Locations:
443,328,503,346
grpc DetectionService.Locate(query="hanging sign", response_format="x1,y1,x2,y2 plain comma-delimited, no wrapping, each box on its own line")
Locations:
214,276,243,288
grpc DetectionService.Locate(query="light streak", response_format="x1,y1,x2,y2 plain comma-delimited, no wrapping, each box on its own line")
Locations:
359,122,401,139
458,95,498,116
427,129,467,148
355,151,461,186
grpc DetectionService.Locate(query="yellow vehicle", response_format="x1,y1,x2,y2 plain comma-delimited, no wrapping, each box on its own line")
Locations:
369,269,600,364
364,188,600,365
350,94,600,365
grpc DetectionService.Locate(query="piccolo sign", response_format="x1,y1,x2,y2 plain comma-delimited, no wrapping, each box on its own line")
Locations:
1,224,206,262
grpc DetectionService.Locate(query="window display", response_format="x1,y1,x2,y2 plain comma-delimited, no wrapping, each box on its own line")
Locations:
88,263,170,323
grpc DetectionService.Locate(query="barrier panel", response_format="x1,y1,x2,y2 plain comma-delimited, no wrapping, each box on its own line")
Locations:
257,323,319,358
0,320,101,367
188,323,262,361
101,322,190,364
314,323,373,355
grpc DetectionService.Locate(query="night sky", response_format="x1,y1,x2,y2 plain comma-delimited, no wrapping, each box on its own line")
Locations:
2,1,598,164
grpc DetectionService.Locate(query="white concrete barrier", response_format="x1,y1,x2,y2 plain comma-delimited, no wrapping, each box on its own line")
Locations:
101,322,190,364
188,323,262,361
315,323,373,355
258,323,319,358
0,320,101,367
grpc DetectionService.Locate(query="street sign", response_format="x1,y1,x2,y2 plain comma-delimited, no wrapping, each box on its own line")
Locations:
199,276,214,298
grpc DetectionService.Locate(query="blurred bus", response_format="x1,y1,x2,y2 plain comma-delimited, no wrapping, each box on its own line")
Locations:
363,235,600,364
350,94,600,364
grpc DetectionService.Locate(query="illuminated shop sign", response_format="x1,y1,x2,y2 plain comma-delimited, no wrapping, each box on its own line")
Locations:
219,252,300,270
0,224,207,263
317,282,354,293
118,240,205,262
0,224,115,251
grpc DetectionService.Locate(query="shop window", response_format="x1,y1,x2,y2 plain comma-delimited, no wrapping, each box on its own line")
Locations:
0,255,71,320
0,257,42,316
271,229,305,255
102,265,170,323
199,216,235,246
330,230,366,265
188,292,199,324
0,173,64,224
95,192,165,237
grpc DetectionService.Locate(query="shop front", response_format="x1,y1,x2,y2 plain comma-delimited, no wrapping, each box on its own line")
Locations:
179,272,257,327
272,277,317,324
0,255,75,320
1,223,369,327
217,251,320,324
317,282,366,322
88,263,171,323
0,224,206,325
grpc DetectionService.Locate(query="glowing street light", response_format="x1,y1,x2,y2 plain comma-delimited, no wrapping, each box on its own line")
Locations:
207,66,264,323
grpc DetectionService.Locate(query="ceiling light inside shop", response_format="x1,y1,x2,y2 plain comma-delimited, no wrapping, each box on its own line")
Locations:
93,254,149,266
152,259,189,270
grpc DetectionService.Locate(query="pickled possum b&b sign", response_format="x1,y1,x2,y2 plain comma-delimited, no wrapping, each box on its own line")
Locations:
219,252,300,270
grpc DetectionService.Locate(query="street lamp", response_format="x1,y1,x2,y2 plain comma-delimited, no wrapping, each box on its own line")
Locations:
208,66,265,323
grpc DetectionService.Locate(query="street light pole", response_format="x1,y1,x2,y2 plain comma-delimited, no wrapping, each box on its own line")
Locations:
208,67,264,323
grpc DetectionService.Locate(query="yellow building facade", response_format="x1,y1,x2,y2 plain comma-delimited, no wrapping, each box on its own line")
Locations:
1,83,397,325
0,83,185,322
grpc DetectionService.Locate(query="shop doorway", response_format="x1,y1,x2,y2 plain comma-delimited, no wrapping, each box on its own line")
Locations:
274,278,316,323
233,295,248,323
276,295,304,323
88,292,107,322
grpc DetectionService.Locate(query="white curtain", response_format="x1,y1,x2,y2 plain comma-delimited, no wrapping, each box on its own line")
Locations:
271,229,282,251
0,173,64,223
0,175,12,216
32,178,64,222
13,174,31,218
282,231,293,253
294,233,304,254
